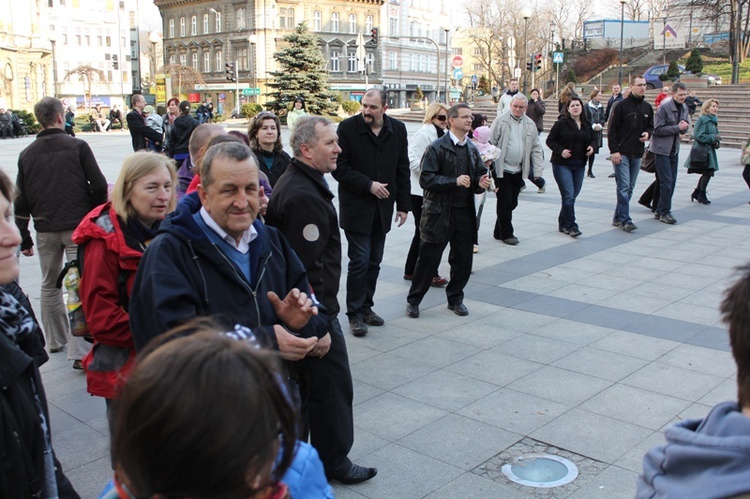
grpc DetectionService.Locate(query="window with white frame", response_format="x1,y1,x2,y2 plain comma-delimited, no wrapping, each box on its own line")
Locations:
330,51,340,71
279,9,287,29
348,14,356,33
215,50,222,71
235,48,248,70
203,14,209,34
169,19,174,38
366,15,373,33
192,52,198,70
348,51,356,72
191,16,197,36
313,11,321,31
179,53,186,66
236,8,245,29
367,52,374,72
410,53,416,71
204,52,210,72
389,17,398,37
288,8,295,27
169,54,175,65
180,17,186,36
215,12,221,32
331,13,339,32
389,51,397,70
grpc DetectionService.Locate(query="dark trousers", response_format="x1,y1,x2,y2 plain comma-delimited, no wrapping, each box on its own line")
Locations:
344,223,386,319
655,153,679,216
408,206,474,306
404,194,423,276
493,171,524,240
743,165,750,189
299,316,354,478
639,175,660,210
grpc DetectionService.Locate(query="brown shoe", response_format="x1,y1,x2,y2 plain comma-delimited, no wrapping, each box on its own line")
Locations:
431,275,448,287
72,360,84,370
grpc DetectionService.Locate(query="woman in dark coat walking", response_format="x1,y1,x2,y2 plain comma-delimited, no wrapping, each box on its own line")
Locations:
585,89,606,178
547,97,597,238
685,99,720,205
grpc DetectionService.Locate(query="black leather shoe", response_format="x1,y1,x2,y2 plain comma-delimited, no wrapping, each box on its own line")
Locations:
363,310,384,326
406,303,419,318
349,318,368,337
332,464,378,485
447,302,469,316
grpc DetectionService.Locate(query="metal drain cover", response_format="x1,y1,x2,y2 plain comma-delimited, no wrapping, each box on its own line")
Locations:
501,454,579,488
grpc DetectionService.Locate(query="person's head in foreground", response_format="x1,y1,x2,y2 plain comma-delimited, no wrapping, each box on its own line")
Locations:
636,263,750,498
111,317,298,499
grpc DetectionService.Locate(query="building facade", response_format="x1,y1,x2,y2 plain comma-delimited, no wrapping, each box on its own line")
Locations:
0,1,53,111
156,0,383,114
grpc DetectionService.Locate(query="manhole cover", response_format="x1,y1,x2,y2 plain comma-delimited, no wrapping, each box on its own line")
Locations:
501,454,579,488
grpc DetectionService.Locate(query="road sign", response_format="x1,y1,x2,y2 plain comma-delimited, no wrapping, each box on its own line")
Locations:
513,67,521,78
553,52,564,64
471,75,478,84
453,68,463,80
452,56,464,68
242,88,261,96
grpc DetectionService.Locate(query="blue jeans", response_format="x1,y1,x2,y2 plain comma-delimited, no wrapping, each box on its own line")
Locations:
552,164,585,230
655,153,678,216
344,228,386,319
613,155,641,224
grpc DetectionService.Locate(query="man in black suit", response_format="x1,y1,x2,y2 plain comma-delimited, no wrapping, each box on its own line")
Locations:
126,94,163,151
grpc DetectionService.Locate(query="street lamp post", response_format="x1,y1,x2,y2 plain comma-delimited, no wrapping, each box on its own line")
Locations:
549,22,555,97
662,16,667,66
521,9,531,95
149,31,161,84
48,33,58,98
248,34,258,103
618,0,626,87
443,28,450,104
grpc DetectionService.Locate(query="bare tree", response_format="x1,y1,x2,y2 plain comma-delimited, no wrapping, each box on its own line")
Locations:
63,65,109,114
159,64,206,97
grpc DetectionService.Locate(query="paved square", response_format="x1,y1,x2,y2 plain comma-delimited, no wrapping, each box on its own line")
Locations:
3,124,745,497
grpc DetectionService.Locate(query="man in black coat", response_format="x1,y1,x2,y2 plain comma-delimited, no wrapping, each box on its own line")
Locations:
406,104,492,319
266,116,377,485
126,94,163,151
332,88,411,337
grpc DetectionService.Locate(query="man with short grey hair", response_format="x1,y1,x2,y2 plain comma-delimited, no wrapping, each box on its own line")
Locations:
266,116,377,485
650,82,690,224
15,96,108,362
489,94,544,245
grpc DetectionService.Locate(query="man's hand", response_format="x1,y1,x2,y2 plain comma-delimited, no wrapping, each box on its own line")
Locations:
21,248,33,257
308,332,331,358
678,120,689,132
395,211,407,227
456,174,471,188
267,289,318,331
586,146,594,156
369,181,390,199
640,132,650,143
273,325,317,361
611,152,622,165
480,174,492,189
561,149,572,159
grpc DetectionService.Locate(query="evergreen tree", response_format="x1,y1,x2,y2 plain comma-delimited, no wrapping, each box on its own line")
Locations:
666,60,681,81
266,22,338,116
565,69,577,84
685,49,704,75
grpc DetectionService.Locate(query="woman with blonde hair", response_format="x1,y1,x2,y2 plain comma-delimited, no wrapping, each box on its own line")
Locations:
72,151,177,430
558,82,578,116
403,102,449,287
686,99,720,204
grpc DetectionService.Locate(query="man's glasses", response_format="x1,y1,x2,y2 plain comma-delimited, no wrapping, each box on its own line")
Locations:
435,115,447,121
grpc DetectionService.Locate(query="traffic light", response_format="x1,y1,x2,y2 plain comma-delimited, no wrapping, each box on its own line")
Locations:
225,62,236,82
534,53,543,71
112,54,118,70
370,27,379,45
526,60,532,71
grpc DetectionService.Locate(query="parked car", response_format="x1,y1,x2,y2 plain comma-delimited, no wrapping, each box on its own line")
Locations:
643,64,722,89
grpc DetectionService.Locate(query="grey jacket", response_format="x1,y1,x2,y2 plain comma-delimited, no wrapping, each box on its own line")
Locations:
650,97,690,156
488,112,544,179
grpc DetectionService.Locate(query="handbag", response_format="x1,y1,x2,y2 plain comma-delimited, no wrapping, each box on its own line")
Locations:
689,142,709,169
640,148,655,173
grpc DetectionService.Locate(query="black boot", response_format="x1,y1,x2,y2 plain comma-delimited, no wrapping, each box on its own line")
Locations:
699,190,711,205
690,189,700,203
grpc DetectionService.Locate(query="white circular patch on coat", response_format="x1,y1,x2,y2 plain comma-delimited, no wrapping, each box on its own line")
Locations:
303,224,320,242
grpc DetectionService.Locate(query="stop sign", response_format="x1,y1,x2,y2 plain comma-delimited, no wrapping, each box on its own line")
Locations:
452,56,463,68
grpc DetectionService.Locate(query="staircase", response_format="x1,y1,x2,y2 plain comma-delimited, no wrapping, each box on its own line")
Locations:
393,84,750,149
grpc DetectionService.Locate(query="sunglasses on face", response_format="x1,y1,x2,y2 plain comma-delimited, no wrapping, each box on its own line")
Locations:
435,115,447,121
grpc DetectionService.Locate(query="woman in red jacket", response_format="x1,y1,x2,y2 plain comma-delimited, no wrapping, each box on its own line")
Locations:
73,152,177,426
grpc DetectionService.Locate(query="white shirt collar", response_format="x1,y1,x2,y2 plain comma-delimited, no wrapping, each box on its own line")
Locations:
199,206,257,253
448,130,468,146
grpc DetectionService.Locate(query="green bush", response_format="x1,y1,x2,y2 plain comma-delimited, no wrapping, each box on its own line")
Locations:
685,49,703,75
241,103,264,118
13,110,41,134
341,100,360,116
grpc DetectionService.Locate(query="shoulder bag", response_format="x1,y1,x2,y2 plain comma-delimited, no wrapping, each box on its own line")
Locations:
689,142,710,169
